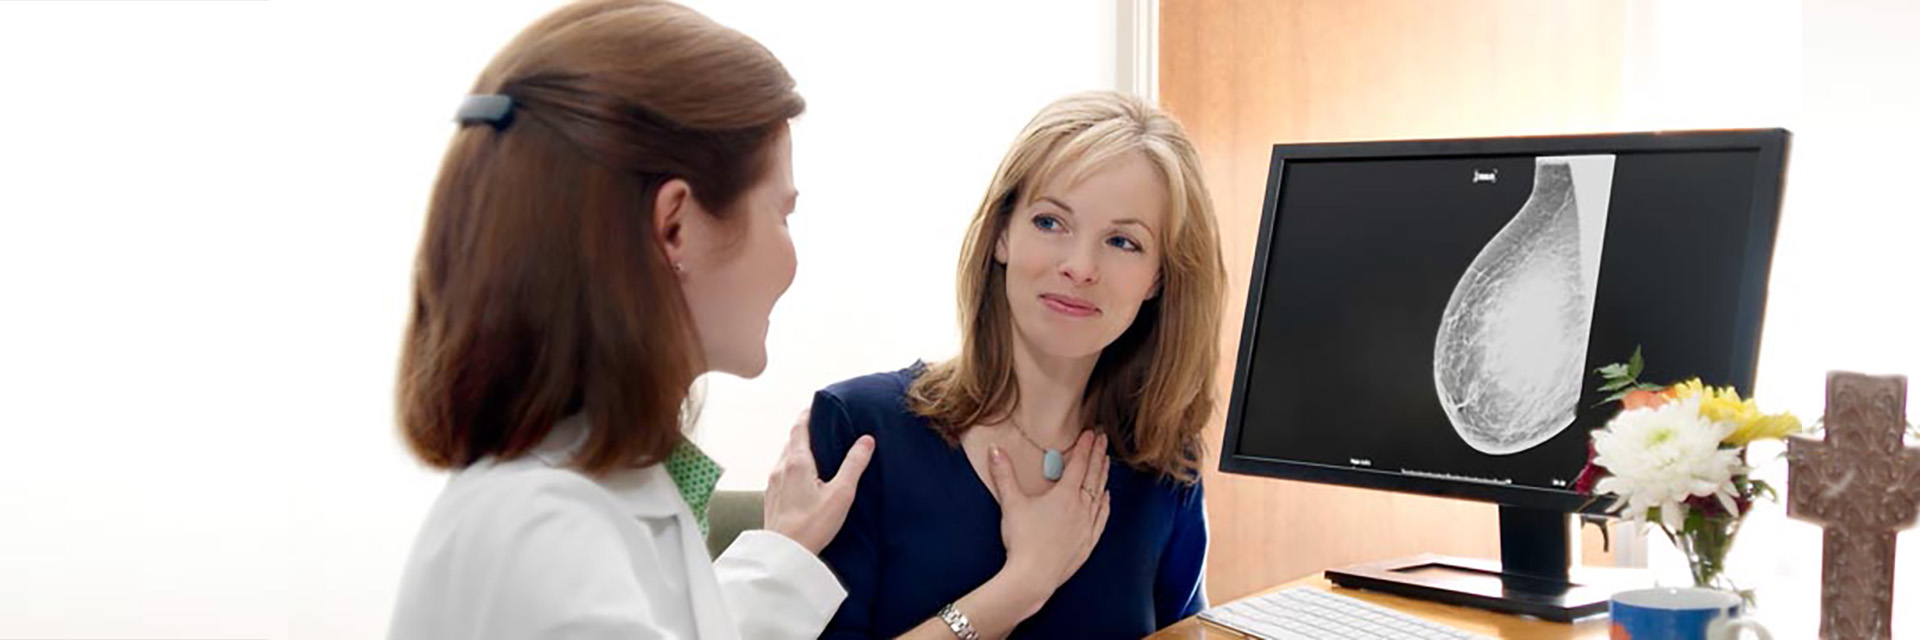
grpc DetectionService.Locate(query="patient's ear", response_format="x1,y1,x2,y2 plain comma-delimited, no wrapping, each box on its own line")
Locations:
994,230,1009,265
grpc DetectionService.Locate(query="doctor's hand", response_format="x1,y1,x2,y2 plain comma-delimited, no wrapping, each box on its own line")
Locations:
762,408,875,555
989,431,1111,596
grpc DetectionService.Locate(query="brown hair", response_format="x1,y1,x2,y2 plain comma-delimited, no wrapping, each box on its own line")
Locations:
908,91,1226,483
398,0,804,476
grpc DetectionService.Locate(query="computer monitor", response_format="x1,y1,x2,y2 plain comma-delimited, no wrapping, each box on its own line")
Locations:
1217,129,1790,621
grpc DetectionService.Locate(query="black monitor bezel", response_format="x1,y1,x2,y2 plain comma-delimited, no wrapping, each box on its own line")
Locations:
1216,129,1791,513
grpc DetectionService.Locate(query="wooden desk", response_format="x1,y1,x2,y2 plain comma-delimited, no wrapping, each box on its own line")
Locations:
1151,574,1611,639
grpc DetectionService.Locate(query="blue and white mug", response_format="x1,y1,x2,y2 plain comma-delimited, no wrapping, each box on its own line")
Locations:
1609,587,1771,640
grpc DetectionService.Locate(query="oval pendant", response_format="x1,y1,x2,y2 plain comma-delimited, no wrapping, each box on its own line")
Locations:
1042,449,1065,481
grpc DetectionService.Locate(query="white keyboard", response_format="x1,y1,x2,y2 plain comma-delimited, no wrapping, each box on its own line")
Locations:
1198,587,1489,640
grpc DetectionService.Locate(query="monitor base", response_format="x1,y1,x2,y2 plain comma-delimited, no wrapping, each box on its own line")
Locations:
1325,553,1650,623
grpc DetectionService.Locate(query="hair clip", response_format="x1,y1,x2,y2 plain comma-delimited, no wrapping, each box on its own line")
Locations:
456,94,515,130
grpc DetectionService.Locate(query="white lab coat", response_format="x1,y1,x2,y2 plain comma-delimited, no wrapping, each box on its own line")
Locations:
388,417,846,639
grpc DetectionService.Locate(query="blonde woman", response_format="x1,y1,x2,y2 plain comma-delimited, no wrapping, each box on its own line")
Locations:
810,91,1226,638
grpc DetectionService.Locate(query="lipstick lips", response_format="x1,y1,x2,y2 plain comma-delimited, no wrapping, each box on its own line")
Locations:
1040,293,1100,317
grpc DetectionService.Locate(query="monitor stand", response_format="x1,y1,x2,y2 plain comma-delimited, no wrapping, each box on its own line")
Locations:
1324,505,1649,623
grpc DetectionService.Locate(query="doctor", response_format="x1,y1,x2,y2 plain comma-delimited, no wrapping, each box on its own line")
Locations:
387,1,873,638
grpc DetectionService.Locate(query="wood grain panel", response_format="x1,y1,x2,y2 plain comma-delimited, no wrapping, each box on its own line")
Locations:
1159,0,1631,603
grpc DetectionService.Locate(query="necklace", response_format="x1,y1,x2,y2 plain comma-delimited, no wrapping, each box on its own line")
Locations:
1006,415,1070,482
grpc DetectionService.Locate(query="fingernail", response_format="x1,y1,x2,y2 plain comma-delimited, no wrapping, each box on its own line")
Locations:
990,446,1004,462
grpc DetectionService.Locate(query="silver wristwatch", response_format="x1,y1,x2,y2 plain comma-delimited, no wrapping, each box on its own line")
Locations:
937,603,980,640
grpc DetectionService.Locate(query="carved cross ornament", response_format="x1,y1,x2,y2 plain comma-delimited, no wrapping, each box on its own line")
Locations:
1787,372,1920,640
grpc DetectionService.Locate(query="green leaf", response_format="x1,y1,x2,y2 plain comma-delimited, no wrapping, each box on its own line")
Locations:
1600,378,1635,392
1685,507,1704,530
1628,346,1645,378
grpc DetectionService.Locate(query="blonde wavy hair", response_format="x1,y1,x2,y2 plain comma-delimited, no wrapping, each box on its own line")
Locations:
908,91,1226,482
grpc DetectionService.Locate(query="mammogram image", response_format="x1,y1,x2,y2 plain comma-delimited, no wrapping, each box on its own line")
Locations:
1434,155,1615,455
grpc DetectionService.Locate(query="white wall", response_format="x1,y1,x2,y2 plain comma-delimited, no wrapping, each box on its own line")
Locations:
1768,0,1920,634
1620,0,1920,635
0,1,1118,638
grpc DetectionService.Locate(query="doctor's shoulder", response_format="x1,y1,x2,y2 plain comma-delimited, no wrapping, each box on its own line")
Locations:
418,459,646,561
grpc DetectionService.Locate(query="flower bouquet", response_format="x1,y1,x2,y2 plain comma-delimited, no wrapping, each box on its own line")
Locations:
1572,348,1802,592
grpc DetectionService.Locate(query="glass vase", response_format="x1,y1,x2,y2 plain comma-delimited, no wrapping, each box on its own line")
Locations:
1669,510,1742,591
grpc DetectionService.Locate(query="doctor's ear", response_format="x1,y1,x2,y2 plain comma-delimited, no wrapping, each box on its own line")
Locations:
993,230,1009,266
653,178,711,272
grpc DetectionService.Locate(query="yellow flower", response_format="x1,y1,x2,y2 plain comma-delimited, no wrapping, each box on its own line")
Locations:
1698,390,1754,425
1669,378,1707,400
1665,378,1801,445
1727,412,1803,446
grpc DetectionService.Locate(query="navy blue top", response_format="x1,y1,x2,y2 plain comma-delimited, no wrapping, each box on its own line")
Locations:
809,366,1208,639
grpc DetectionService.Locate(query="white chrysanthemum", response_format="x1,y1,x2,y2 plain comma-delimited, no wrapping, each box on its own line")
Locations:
1590,397,1744,530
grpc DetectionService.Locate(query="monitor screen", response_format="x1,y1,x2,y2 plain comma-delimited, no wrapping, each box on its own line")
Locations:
1218,130,1789,512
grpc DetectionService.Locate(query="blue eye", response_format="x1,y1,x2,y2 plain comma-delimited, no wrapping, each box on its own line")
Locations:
1032,214,1064,232
1108,235,1143,252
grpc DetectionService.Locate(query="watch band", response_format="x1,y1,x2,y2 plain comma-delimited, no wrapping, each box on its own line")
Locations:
937,602,981,640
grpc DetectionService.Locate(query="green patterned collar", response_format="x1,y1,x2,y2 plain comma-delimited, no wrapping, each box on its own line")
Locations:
531,416,726,535
664,440,725,536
